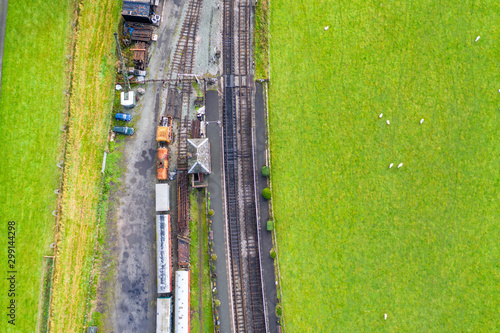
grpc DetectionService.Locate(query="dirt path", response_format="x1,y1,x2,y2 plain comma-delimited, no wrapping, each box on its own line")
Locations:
197,190,204,333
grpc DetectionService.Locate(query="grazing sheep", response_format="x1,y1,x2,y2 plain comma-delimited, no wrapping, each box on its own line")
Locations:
379,113,383,118
386,120,390,125
420,118,424,124
475,36,480,42
384,314,387,320
324,26,329,31
389,163,394,168
398,163,403,168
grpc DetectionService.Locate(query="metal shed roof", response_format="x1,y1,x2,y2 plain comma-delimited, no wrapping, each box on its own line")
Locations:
155,183,170,211
175,271,190,333
122,1,150,18
156,215,171,293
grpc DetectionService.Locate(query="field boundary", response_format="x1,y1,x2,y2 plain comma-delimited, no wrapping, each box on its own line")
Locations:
36,256,55,333
37,0,79,330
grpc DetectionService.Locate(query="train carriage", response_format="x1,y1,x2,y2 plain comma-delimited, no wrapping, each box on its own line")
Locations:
175,270,190,333
156,297,172,333
156,214,171,294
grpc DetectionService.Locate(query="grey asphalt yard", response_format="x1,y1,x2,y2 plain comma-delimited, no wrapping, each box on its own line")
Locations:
97,1,186,332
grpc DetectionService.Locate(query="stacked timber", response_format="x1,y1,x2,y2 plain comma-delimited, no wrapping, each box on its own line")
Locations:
132,42,148,70
191,119,201,138
131,26,154,43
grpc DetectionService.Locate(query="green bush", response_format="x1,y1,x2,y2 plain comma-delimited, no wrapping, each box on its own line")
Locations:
261,165,270,177
267,220,274,231
262,187,271,200
208,209,215,216
276,304,282,317
214,299,221,307
270,249,276,259
211,253,217,261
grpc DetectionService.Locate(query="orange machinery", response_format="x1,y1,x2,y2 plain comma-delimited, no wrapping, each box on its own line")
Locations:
157,148,169,180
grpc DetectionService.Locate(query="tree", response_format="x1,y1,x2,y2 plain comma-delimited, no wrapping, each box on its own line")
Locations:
208,209,214,216
261,165,270,177
262,187,271,200
267,220,274,231
211,253,217,261
276,305,282,317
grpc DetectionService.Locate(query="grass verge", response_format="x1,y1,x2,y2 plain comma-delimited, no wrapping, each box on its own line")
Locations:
254,0,269,80
190,190,215,333
48,1,122,331
85,136,125,330
269,1,500,331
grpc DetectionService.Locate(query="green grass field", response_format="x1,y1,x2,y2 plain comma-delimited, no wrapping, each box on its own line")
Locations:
0,0,121,331
268,1,499,331
0,2,72,332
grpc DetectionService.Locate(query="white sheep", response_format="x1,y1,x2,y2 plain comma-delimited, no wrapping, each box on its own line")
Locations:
379,113,383,118
398,163,403,168
389,163,394,168
420,118,424,124
386,120,390,125
324,26,329,31
384,313,387,320
475,36,480,42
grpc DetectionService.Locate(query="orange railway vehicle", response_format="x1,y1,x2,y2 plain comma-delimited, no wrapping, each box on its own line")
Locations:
156,116,172,143
157,148,169,180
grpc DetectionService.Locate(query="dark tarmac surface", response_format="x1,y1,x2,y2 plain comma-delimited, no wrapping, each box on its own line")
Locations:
205,89,232,333
255,82,280,332
98,1,186,332
0,0,8,99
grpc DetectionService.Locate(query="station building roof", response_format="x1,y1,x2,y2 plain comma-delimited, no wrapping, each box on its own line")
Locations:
187,138,211,174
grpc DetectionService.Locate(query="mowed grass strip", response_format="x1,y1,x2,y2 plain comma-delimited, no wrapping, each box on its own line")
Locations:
49,1,121,331
190,190,215,333
0,1,72,332
269,1,499,331
254,0,269,79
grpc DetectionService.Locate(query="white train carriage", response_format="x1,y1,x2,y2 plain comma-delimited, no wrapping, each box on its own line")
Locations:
175,270,190,333
156,214,171,294
156,183,170,212
156,297,172,333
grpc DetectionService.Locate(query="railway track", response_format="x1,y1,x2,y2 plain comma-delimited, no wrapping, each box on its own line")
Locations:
162,0,204,271
166,0,203,119
222,0,268,332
